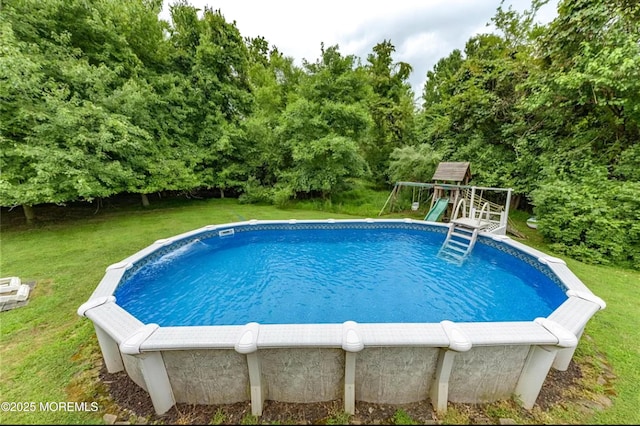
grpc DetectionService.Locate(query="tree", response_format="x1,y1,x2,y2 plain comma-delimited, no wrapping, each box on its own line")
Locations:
523,0,640,267
0,1,146,215
418,33,527,191
0,0,206,217
240,39,302,192
172,6,254,194
417,0,550,203
523,0,640,177
422,49,464,110
387,144,442,183
269,44,371,201
363,40,417,185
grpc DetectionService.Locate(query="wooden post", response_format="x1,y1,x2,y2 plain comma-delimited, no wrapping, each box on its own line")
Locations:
378,184,398,216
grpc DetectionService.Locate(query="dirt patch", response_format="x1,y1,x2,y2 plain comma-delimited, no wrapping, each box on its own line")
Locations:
535,360,583,410
100,359,587,425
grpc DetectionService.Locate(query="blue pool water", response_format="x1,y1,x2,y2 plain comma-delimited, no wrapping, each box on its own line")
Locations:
114,227,567,326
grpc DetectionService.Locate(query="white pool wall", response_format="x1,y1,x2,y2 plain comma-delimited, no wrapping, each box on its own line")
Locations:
78,219,605,416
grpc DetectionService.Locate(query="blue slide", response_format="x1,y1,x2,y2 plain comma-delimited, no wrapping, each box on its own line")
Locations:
424,198,449,222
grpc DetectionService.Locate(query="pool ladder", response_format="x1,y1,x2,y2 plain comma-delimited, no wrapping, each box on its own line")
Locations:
438,223,479,265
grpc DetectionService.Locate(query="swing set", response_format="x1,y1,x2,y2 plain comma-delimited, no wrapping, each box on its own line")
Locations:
379,181,435,215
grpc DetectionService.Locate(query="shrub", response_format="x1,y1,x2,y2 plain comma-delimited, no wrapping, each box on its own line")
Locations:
531,174,640,269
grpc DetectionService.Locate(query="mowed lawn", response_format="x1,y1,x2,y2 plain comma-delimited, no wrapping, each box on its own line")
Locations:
0,198,638,424
0,199,360,424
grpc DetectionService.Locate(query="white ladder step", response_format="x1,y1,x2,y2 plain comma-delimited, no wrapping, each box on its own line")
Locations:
448,239,470,248
440,250,464,260
451,231,473,240
438,224,479,265
444,244,468,254
453,225,475,232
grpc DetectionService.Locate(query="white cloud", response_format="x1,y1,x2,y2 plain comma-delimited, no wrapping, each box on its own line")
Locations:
160,0,559,98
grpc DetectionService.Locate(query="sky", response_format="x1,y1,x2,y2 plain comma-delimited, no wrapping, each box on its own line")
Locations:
159,0,559,99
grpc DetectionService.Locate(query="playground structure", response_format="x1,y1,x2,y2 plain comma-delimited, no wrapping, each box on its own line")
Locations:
379,182,513,234
378,163,514,264
431,161,472,219
379,182,513,264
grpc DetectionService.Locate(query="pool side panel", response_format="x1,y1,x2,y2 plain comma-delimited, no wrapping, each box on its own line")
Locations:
447,345,531,403
130,321,563,408
121,354,147,391
260,348,344,402
355,347,439,403
162,349,249,404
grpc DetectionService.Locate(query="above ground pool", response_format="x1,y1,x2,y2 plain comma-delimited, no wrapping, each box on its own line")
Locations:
78,219,606,417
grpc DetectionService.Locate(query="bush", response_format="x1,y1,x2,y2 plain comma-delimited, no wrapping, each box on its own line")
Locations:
531,174,640,269
238,177,273,204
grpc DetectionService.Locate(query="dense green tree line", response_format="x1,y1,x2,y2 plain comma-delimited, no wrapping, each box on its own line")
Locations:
1,0,638,268
415,0,639,268
1,0,414,208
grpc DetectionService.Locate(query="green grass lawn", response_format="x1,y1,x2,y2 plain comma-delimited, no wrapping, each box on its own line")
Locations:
0,197,638,424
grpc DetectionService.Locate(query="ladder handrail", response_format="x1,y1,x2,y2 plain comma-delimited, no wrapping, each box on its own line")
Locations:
476,202,491,225
452,198,467,221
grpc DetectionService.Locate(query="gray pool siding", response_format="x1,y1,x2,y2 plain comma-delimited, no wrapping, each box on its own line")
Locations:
163,349,249,404
447,345,530,403
355,347,439,403
81,297,602,416
260,348,344,402
112,342,542,408
122,354,147,391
